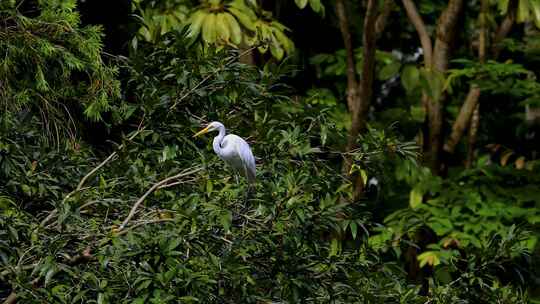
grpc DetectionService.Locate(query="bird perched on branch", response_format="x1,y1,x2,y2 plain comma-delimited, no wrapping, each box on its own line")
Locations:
193,121,256,185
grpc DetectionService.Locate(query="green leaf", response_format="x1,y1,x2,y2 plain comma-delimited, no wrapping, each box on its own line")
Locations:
228,7,256,31
417,251,441,267
295,0,308,9
202,13,217,44
410,105,426,122
215,13,231,43
220,210,232,232
308,0,321,12
350,221,358,239
409,186,423,209
273,27,294,53
518,0,531,23
187,10,207,39
270,37,285,60
498,0,510,14
329,237,340,256
378,61,401,80
401,65,420,92
530,0,540,27
223,12,242,44
420,68,445,102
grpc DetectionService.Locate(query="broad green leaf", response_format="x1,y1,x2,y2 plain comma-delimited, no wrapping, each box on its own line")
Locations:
498,0,510,14
220,210,232,232
530,0,540,27
420,68,445,102
378,61,401,80
270,35,285,60
518,0,531,23
273,27,294,53
329,237,340,256
187,10,207,39
295,0,308,9
360,169,368,186
228,7,256,31
410,105,426,122
417,251,441,267
308,0,321,12
215,13,231,42
409,186,423,209
350,221,358,239
202,13,217,44
223,12,242,44
401,65,420,92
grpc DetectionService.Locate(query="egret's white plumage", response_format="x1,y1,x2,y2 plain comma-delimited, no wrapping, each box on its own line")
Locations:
194,121,256,184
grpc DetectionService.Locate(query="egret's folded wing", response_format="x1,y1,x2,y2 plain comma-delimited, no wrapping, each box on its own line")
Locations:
235,139,256,184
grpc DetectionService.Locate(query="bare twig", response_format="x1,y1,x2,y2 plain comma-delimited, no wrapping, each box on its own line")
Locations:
39,186,89,227
118,166,203,231
76,127,144,191
39,128,144,228
0,264,37,277
401,0,433,67
115,218,175,236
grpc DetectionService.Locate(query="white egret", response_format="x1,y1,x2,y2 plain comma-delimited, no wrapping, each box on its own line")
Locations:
193,121,256,184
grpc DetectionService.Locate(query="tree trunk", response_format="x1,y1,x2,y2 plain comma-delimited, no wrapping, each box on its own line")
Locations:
466,104,480,168
401,0,463,174
345,0,378,154
336,0,392,200
444,86,481,154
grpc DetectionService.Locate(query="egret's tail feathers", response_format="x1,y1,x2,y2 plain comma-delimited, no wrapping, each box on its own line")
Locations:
247,171,256,185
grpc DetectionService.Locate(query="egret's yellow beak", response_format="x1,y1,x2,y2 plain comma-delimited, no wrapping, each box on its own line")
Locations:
193,126,210,137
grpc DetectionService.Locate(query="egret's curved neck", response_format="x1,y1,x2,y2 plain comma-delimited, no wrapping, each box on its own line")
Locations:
212,125,226,154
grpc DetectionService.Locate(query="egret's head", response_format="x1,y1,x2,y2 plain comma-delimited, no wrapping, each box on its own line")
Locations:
193,121,223,137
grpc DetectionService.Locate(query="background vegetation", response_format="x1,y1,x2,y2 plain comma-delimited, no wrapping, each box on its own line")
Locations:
1,0,539,303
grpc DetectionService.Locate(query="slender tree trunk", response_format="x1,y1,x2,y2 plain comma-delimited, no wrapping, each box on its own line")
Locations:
428,0,463,173
345,0,378,154
336,0,392,200
466,104,480,168
336,0,361,177
401,0,463,174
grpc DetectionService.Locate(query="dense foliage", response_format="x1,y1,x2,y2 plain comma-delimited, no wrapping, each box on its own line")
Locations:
1,0,539,303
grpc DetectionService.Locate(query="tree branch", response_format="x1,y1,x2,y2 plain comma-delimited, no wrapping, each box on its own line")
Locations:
492,2,516,58
466,104,480,168
118,166,203,231
335,0,359,113
443,86,481,153
2,292,17,304
401,0,433,67
375,0,394,38
344,0,380,200
432,0,463,72
425,0,463,173
39,127,145,228
76,127,144,191
115,218,175,236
